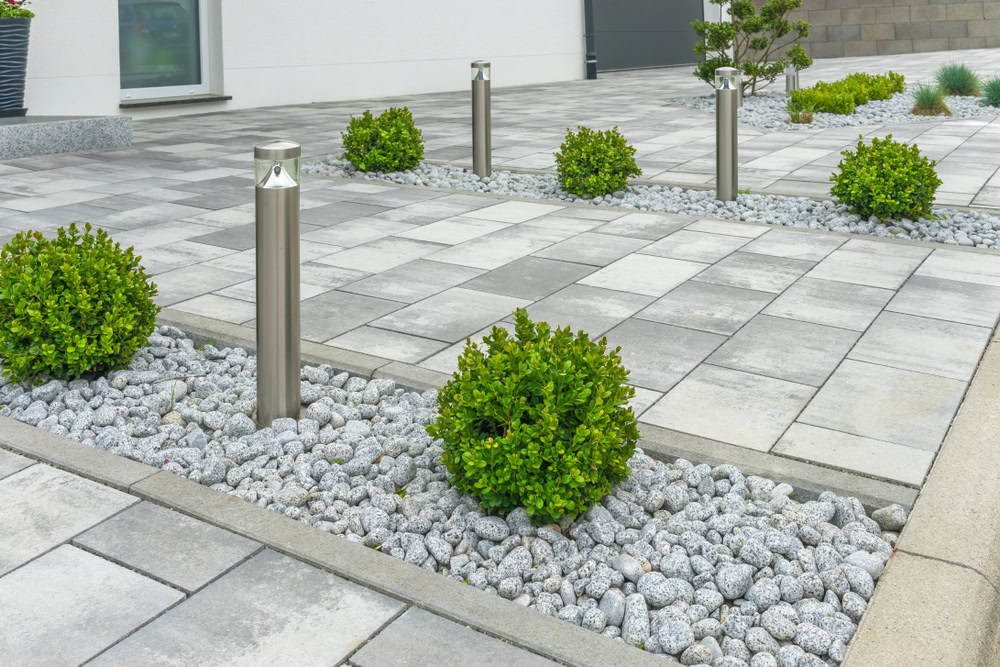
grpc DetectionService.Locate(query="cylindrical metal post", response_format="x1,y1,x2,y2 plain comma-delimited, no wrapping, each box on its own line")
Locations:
736,72,744,108
583,0,598,80
254,140,301,426
471,61,492,179
786,66,799,95
715,67,739,202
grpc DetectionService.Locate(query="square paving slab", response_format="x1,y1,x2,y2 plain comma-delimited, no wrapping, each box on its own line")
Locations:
762,277,894,331
693,252,814,293
886,275,1000,329
0,545,184,666
0,464,138,576
579,254,706,297
351,608,559,667
739,228,846,261
463,256,595,300
605,319,726,392
806,239,930,290
74,502,261,594
371,287,529,343
635,281,774,335
637,229,749,263
0,447,33,480
532,231,650,266
90,549,404,667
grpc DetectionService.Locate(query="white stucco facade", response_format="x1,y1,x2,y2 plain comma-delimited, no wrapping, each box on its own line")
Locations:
24,0,587,118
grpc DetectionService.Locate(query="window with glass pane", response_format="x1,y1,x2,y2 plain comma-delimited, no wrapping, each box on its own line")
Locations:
119,0,202,90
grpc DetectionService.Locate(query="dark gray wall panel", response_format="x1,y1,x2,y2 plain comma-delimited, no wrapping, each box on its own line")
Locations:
593,0,703,71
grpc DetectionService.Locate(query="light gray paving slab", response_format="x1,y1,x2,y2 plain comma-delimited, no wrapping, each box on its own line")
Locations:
172,293,257,324
74,502,261,594
0,464,138,576
797,359,967,452
762,277,894,331
522,284,655,338
641,364,816,452
628,386,664,419
740,228,846,261
0,447,33,480
604,318,726,393
418,321,509,375
314,237,444,273
532,231,650,266
152,265,252,307
299,201,393,226
326,326,449,363
371,287,529,343
579,254,706,297
887,274,1000,328
426,233,553,270
90,549,405,667
462,200,564,223
351,607,559,667
806,239,931,289
340,259,484,303
774,423,934,487
463,256,595,300
707,314,860,387
693,252,814,293
594,211,692,239
395,216,510,245
685,219,769,238
915,248,1000,286
0,545,185,667
299,290,403,342
848,311,992,382
638,229,749,263
635,280,775,335
301,217,417,247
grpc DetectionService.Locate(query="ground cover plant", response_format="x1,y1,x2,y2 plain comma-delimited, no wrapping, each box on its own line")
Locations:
0,223,159,383
790,71,904,115
911,85,950,117
341,106,424,173
936,63,981,97
830,135,942,221
427,309,639,523
692,0,812,95
554,126,642,198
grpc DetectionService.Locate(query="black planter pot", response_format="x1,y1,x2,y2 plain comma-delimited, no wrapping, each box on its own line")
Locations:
0,17,31,117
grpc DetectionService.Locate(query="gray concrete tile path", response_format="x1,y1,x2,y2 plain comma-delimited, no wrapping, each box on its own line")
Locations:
0,452,552,666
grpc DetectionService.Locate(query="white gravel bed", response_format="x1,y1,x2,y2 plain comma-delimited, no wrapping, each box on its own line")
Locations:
671,87,998,131
1,326,908,665
305,158,1000,249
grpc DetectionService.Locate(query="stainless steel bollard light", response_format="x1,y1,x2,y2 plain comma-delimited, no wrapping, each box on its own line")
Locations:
254,140,301,426
715,67,739,202
786,65,799,95
736,72,744,108
471,60,492,178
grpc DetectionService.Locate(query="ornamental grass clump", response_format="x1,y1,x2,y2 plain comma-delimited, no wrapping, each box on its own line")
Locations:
0,223,159,383
341,106,424,173
830,135,942,222
935,63,981,97
554,126,642,198
982,76,1000,108
911,85,951,117
427,309,639,524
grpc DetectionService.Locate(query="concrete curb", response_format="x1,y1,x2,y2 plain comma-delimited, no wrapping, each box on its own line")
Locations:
844,331,1000,666
0,418,660,667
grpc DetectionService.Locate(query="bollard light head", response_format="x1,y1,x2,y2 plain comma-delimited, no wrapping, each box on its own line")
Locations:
471,61,491,81
255,140,300,189
715,67,739,90
785,65,797,77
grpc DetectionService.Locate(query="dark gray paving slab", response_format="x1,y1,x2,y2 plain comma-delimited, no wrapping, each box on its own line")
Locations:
522,284,655,338
887,275,1000,328
762,277,894,331
371,287,529,343
848,311,992,382
0,464,138,576
806,239,930,289
351,608,559,667
641,364,816,452
0,545,185,667
90,549,404,667
797,359,967,451
463,256,595,300
532,231,650,266
635,281,774,335
300,290,403,342
693,252,814,293
637,229,749,263
0,447,33,480
707,314,860,386
74,502,261,594
739,228,846,261
604,318,726,392
299,201,393,226
340,259,484,303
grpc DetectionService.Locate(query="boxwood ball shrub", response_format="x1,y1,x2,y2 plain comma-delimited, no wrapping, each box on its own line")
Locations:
0,223,159,383
830,135,942,222
427,309,639,524
554,126,642,198
341,106,424,173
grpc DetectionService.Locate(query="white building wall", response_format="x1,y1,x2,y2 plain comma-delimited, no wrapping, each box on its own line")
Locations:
25,0,586,118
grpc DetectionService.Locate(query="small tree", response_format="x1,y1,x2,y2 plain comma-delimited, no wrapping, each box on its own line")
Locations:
692,0,812,95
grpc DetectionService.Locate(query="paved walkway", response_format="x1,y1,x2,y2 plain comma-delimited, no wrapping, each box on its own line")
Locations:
0,447,556,666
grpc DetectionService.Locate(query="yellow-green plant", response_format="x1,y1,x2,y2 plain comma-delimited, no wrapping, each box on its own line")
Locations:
554,126,642,198
427,309,639,524
0,223,159,383
341,106,424,173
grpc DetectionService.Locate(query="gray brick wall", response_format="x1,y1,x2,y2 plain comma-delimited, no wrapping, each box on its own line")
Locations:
789,0,999,58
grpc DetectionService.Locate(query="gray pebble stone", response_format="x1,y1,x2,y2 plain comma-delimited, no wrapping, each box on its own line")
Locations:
657,619,695,655
599,588,626,626
716,564,754,600
871,504,907,531
794,623,833,655
621,593,650,647
680,643,715,666
474,516,510,541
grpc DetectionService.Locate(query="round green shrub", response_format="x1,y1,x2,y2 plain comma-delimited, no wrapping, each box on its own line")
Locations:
341,106,424,173
830,135,942,221
426,309,639,524
554,126,642,198
0,223,159,383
